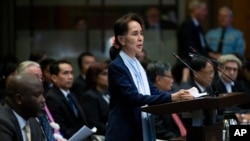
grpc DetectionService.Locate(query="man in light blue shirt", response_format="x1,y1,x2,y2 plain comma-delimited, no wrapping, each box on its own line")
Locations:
206,6,245,59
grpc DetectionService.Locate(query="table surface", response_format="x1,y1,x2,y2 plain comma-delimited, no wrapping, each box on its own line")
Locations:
141,92,246,115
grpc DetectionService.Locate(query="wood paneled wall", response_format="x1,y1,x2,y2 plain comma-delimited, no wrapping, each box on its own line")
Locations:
3,0,250,58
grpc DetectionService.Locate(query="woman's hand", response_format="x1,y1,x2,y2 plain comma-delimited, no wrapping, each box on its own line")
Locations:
171,89,194,102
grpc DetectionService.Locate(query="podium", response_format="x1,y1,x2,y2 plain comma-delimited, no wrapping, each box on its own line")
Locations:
141,92,247,141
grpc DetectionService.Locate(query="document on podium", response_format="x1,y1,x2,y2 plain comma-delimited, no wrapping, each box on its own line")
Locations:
68,126,97,141
188,87,208,98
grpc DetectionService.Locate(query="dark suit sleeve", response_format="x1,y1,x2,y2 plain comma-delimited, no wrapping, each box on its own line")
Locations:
177,22,196,60
29,118,46,141
0,121,15,141
71,77,86,100
108,61,172,107
0,107,22,141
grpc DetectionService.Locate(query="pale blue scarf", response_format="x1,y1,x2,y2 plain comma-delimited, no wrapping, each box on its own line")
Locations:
120,51,155,141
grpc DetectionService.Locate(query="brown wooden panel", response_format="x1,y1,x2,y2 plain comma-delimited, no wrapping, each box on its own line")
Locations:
32,6,51,29
141,93,246,115
16,5,178,30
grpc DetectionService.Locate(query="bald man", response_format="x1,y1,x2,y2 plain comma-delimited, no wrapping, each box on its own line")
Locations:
15,60,61,141
0,73,45,141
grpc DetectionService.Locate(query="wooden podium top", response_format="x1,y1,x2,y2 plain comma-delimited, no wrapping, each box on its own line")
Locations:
141,92,247,115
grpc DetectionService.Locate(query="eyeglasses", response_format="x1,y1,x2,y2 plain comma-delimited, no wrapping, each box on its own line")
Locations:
224,66,238,72
161,75,173,79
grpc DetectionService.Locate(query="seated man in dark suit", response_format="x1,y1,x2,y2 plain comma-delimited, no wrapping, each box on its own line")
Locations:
146,61,186,140
71,52,96,100
15,60,64,141
212,54,246,121
0,73,45,141
46,60,91,140
188,56,215,94
212,54,245,95
183,56,215,126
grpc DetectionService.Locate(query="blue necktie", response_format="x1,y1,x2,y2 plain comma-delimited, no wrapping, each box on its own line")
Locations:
38,114,56,141
67,93,79,117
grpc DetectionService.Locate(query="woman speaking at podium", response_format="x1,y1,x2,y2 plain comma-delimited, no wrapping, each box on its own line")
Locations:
105,12,194,141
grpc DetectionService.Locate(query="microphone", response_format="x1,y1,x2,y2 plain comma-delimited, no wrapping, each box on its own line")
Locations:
189,47,235,96
188,53,222,67
189,46,198,54
173,53,195,73
188,48,234,82
190,47,216,64
172,53,215,96
190,46,223,67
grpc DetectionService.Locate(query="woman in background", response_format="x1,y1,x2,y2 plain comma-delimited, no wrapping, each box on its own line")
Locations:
81,62,109,137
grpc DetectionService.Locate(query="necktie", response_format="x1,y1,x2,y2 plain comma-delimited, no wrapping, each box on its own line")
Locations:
217,27,226,53
38,114,56,141
67,93,79,117
171,113,187,137
197,25,206,47
44,105,61,135
24,122,31,141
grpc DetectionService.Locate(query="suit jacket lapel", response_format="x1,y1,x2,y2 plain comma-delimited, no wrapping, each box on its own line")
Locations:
29,118,46,141
219,80,228,94
94,89,109,114
53,87,73,115
117,55,135,86
54,86,88,125
3,104,24,141
71,92,88,124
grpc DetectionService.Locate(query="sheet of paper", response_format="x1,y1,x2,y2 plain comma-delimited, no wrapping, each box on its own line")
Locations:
188,87,208,98
68,126,97,141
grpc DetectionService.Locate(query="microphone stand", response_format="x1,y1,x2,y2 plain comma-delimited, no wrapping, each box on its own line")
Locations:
189,47,234,84
172,53,215,97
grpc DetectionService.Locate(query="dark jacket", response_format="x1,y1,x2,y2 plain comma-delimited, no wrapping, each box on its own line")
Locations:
177,17,210,62
211,75,245,95
71,75,87,100
105,55,173,141
0,103,45,141
81,88,109,135
46,86,88,139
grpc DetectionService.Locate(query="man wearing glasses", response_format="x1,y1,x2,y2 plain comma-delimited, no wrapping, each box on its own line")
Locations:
212,54,245,95
212,54,246,121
